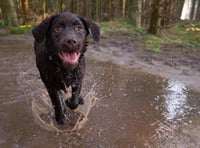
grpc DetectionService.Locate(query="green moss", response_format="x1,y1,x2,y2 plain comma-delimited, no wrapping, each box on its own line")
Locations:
0,20,6,28
144,35,166,52
145,22,200,52
100,19,144,35
101,20,133,32
100,20,200,52
10,25,34,35
176,21,200,49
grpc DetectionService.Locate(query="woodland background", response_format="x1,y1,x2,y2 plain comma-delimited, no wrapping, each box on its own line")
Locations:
0,0,199,36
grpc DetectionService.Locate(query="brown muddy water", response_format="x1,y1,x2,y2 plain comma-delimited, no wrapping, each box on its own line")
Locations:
0,39,200,148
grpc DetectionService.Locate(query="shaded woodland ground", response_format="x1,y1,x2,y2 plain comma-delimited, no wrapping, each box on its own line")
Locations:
0,1,200,147
0,0,200,89
0,19,200,91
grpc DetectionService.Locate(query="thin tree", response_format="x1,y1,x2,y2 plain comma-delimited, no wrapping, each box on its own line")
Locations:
83,0,88,17
176,0,185,20
148,0,163,35
190,0,199,20
1,0,19,27
195,0,200,21
21,0,29,24
136,0,142,28
122,0,126,17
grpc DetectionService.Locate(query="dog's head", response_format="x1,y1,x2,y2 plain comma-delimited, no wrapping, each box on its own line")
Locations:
32,12,100,66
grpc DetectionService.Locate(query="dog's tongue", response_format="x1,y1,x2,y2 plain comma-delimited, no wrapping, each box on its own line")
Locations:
59,51,80,64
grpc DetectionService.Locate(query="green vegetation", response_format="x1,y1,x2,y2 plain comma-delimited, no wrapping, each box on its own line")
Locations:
101,20,166,52
1,18,199,52
144,35,165,52
101,20,200,52
10,25,34,35
145,22,200,52
101,19,144,36
176,22,200,49
0,20,6,28
101,19,135,33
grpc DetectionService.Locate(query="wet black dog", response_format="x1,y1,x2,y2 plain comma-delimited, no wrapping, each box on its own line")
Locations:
32,12,100,124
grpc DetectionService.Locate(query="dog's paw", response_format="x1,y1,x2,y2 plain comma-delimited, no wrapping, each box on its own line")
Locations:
79,96,84,105
65,97,84,110
65,100,79,110
55,116,65,125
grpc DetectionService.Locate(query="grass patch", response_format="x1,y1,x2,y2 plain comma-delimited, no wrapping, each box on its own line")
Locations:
101,20,200,52
101,19,134,32
0,20,6,28
176,21,200,49
144,35,166,52
100,18,145,36
10,25,34,35
145,21,200,52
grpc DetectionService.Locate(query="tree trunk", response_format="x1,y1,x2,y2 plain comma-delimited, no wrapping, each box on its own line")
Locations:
148,0,162,35
190,0,194,20
141,0,151,27
122,0,126,17
163,0,177,28
128,0,137,25
176,0,185,20
92,0,99,21
83,0,88,17
126,0,133,22
42,0,46,18
59,0,64,12
21,0,29,24
1,0,19,27
195,0,200,21
136,0,142,28
107,0,111,19
95,0,99,21
71,0,75,13
0,0,2,19
129,0,148,28
190,0,198,20
76,0,80,14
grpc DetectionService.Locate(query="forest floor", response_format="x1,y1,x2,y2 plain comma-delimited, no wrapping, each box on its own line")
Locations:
0,28,200,147
88,31,200,147
0,27,200,91
88,31,200,91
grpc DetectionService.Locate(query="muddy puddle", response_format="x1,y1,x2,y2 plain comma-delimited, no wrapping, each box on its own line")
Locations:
0,39,200,147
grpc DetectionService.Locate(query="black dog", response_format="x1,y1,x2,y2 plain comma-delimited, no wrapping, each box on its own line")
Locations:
32,12,100,124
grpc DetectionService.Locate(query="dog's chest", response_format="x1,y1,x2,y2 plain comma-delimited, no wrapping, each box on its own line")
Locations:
55,67,74,86
63,72,74,86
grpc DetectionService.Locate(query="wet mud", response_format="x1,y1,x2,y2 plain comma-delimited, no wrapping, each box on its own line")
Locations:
31,86,97,132
0,36,200,147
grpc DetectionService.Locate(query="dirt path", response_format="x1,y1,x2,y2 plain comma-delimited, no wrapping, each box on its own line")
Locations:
0,32,199,91
0,33,200,147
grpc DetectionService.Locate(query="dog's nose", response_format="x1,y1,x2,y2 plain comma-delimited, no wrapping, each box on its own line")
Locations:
67,39,78,47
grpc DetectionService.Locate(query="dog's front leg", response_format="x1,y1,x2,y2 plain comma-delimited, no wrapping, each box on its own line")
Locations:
66,59,85,110
66,78,84,110
47,88,65,124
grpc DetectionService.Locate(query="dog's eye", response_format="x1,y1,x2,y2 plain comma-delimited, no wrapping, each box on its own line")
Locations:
54,26,64,33
75,26,83,33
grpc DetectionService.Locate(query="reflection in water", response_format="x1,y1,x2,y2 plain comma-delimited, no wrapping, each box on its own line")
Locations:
150,81,194,145
162,81,191,121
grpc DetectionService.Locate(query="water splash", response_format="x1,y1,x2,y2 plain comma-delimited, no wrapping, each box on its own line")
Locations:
31,84,98,132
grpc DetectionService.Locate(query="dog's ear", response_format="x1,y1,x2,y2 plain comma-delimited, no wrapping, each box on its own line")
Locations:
32,16,54,43
79,17,100,42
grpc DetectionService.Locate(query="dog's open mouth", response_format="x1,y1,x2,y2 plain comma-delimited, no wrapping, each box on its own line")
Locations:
58,51,80,65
